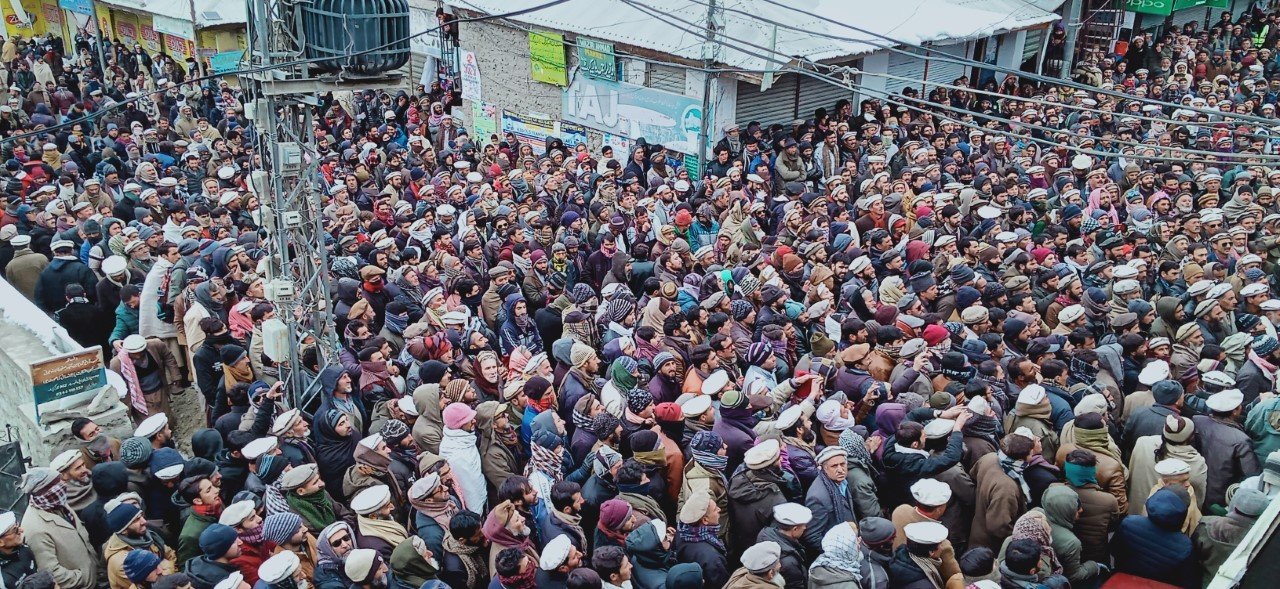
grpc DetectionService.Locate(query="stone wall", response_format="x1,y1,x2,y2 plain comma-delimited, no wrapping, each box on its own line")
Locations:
0,276,132,466
457,18,569,123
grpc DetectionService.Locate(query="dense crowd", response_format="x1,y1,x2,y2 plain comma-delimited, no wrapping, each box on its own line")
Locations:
8,6,1280,589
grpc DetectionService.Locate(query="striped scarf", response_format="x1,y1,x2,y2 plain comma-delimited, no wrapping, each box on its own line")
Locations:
677,522,724,552
691,449,728,473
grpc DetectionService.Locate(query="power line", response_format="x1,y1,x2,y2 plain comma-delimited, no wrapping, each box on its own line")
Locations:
707,0,1280,129
617,0,1261,166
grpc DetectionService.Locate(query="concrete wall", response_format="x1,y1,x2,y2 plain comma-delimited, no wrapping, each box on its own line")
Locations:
0,277,131,466
458,18,566,121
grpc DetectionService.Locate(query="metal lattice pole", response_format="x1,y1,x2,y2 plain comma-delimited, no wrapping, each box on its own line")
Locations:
243,0,341,412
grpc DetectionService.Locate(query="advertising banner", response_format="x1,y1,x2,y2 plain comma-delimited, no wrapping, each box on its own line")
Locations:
563,76,704,154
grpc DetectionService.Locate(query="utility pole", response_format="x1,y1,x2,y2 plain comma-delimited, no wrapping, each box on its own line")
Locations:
91,1,109,79
696,0,720,177
242,0,341,410
1060,0,1083,80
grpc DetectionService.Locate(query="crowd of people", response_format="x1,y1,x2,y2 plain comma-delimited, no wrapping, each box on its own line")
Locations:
8,5,1280,589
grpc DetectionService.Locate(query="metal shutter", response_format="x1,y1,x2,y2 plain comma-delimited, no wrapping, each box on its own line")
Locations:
648,64,687,95
796,68,857,120
885,50,927,95
1023,27,1044,64
735,75,798,126
926,42,969,89
1170,6,1210,32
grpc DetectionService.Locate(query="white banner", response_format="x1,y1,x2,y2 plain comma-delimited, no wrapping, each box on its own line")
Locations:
460,49,482,101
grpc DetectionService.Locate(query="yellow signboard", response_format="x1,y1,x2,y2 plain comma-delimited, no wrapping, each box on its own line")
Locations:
528,31,567,86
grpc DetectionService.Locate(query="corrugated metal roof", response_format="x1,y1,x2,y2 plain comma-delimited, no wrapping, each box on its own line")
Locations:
439,0,1060,70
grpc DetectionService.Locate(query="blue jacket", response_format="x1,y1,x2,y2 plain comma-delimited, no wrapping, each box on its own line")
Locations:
1111,488,1200,589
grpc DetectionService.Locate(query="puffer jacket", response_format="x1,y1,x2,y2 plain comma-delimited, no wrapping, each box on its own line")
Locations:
1111,488,1200,589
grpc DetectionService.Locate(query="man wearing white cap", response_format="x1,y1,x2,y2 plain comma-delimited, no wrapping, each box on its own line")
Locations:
896,522,950,587
109,334,182,426
536,534,582,587
350,485,407,560
1194,389,1261,508
758,503,811,589
1005,385,1059,460
33,237,97,313
0,510,35,588
889,477,961,581
803,445,870,547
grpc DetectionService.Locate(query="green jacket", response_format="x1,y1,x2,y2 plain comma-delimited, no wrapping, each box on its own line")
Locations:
1043,485,1102,586
176,512,218,566
1244,397,1280,466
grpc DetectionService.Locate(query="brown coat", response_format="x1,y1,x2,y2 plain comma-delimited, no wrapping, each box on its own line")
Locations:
104,534,177,589
1055,442,1128,515
967,452,1028,551
109,337,183,422
866,351,895,383
23,506,98,589
890,505,961,581
1067,483,1122,563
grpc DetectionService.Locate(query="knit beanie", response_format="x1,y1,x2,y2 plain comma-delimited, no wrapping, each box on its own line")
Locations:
810,332,835,358
107,502,142,534
119,437,153,468
380,419,411,446
731,299,754,321
570,342,596,367
199,524,239,559
261,512,303,545
123,549,162,583
599,499,633,530
626,388,654,414
442,403,476,430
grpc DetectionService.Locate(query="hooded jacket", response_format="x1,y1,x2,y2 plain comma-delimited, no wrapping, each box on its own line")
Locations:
626,521,675,589
1111,488,1199,588
1041,485,1101,585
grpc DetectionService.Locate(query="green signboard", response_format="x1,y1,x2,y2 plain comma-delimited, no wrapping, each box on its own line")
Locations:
529,31,568,86
1124,0,1172,14
578,38,617,81
31,347,105,415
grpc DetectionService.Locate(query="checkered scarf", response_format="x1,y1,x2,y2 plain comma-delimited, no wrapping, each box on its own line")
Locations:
29,480,69,514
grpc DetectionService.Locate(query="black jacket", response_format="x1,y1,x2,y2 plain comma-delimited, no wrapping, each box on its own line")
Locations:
184,556,238,589
879,432,964,508
56,300,111,350
0,544,37,589
34,257,98,312
675,535,730,589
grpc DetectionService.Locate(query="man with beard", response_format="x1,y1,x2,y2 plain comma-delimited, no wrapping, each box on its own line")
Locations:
441,511,490,589
481,500,536,573
344,549,392,589
104,503,177,589
48,450,107,547
1195,298,1231,347
543,482,587,551
261,513,319,581
535,534,583,589
256,549,309,589
278,463,351,535
0,511,36,589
